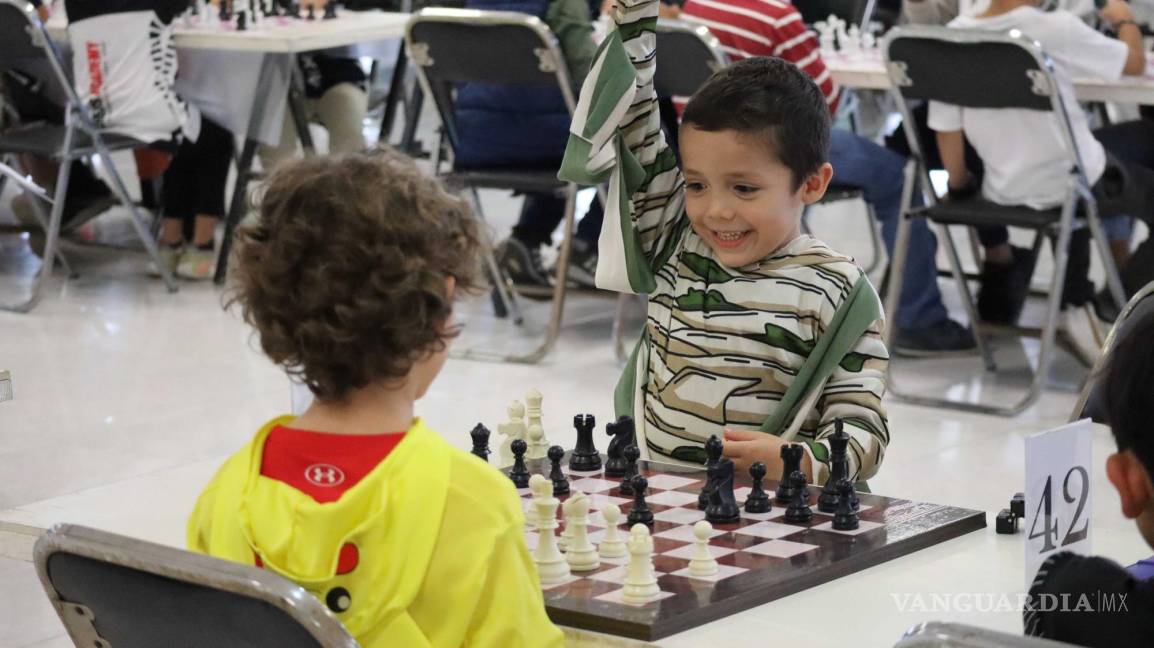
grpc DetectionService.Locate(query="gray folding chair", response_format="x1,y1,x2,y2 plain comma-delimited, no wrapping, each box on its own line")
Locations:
406,8,583,363
895,621,1080,648
35,524,359,648
882,26,1126,416
0,0,178,312
1070,279,1154,422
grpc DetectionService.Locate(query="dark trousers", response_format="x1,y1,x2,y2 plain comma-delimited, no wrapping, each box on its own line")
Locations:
511,193,604,250
161,117,234,234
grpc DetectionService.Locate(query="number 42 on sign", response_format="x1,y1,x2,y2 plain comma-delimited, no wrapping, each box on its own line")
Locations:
1024,419,1094,588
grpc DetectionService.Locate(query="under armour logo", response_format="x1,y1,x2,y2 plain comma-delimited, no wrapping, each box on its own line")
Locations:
305,464,345,487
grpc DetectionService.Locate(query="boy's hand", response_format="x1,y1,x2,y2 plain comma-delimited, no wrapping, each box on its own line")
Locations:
1100,0,1135,26
722,428,814,480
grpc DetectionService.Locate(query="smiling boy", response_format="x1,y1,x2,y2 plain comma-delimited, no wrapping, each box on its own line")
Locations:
559,0,889,484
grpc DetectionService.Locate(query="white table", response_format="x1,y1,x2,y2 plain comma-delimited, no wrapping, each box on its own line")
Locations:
826,50,1154,105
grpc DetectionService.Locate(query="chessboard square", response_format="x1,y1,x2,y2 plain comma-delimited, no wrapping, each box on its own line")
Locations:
594,587,676,607
811,519,885,536
647,490,701,507
587,493,631,510
669,563,748,582
740,508,785,521
653,524,723,543
567,468,603,476
660,543,736,560
540,574,583,589
569,478,619,493
653,507,706,525
733,521,799,540
733,487,752,500
744,539,819,558
644,474,701,490
516,487,532,496
587,565,667,583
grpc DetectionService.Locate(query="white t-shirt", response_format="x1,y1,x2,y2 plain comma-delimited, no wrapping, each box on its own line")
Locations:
926,7,1128,209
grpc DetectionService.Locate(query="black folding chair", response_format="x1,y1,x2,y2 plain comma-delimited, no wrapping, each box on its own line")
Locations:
1070,279,1154,422
882,26,1127,416
0,0,178,312
35,524,359,648
406,8,585,363
895,621,1080,648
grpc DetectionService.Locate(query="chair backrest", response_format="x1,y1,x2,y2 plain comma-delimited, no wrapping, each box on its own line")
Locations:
895,621,1081,647
653,19,727,99
35,524,360,648
882,26,1088,186
404,8,574,158
0,1,84,115
1071,280,1154,423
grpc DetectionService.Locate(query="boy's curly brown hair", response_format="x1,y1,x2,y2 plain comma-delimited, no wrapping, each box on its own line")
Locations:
229,147,480,402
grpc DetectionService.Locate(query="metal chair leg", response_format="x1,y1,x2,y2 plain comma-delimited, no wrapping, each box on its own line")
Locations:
862,202,883,276
465,187,523,325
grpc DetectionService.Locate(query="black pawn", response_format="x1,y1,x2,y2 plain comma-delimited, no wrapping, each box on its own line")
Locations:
619,444,640,495
832,479,859,531
744,461,772,513
783,470,812,523
323,0,337,19
306,3,316,19
219,0,231,21
236,10,248,30
698,434,723,509
508,439,530,488
568,414,602,472
775,444,803,503
469,423,490,462
547,445,569,496
626,474,654,526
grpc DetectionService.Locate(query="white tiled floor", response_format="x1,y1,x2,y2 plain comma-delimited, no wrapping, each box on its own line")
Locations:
0,151,1149,646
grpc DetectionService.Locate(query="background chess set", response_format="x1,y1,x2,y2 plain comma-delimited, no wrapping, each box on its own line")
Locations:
815,14,883,60
506,455,986,640
182,0,337,31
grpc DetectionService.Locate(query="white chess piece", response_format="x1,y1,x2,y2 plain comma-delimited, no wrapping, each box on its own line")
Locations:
564,493,600,571
559,496,573,551
525,388,544,431
833,16,849,54
815,21,836,57
497,400,526,465
598,503,628,559
861,30,877,52
525,474,547,527
531,475,570,585
527,423,548,461
844,25,862,56
622,524,660,604
688,520,719,577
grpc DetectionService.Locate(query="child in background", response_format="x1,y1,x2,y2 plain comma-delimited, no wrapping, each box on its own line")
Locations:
188,149,562,648
1024,310,1154,646
560,0,889,484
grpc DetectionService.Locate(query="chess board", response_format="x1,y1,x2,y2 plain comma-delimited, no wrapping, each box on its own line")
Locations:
508,455,985,641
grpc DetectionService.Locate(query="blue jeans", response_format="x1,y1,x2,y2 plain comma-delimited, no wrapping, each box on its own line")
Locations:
828,128,949,330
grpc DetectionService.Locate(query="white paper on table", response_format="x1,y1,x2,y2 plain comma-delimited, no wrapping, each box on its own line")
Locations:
1023,418,1094,590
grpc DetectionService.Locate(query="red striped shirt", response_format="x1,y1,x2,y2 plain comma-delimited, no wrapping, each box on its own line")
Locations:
681,0,840,114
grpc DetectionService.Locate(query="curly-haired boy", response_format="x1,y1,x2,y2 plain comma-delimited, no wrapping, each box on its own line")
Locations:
187,149,562,648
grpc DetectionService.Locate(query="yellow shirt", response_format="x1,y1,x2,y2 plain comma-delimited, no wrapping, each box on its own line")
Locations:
188,416,563,648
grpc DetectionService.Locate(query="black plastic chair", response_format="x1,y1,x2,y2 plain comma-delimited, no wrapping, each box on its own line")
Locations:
34,524,359,648
0,0,178,312
881,26,1126,416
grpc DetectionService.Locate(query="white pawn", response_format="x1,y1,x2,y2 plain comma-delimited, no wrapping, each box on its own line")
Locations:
598,503,628,559
622,524,660,604
564,493,600,571
525,474,546,527
498,400,526,465
844,25,862,56
531,474,570,585
525,388,544,431
527,423,549,461
688,520,719,577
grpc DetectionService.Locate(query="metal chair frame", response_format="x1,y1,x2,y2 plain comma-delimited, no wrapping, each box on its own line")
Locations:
1069,279,1154,422
34,524,359,648
881,25,1126,416
0,0,179,312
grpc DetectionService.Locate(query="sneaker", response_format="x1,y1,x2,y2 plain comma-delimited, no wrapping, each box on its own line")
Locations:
560,239,599,289
1093,287,1123,324
176,246,216,281
497,236,552,294
895,318,978,357
148,244,183,278
977,246,1036,325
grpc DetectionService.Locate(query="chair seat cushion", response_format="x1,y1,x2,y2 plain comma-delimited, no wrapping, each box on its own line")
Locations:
0,123,146,158
442,168,569,194
919,198,1062,231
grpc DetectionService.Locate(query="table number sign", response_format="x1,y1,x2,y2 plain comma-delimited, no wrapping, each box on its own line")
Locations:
1024,419,1094,588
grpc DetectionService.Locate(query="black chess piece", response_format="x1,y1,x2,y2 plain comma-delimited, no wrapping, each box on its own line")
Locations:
236,10,247,30
619,444,640,495
705,457,741,524
626,474,654,526
470,423,490,462
783,470,812,523
832,479,859,531
547,445,569,496
323,0,337,19
744,461,772,513
819,421,850,513
698,434,724,509
776,444,803,503
306,3,316,19
568,414,602,471
603,416,635,477
219,0,231,21
508,439,530,488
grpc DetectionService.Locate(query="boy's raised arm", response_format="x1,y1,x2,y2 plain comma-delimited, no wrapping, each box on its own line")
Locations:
559,0,686,295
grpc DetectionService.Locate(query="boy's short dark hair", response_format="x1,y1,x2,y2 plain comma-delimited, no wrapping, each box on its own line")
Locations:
1103,310,1154,476
681,57,830,190
229,147,480,402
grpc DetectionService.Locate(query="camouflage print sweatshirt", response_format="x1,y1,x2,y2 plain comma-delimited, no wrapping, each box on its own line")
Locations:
559,0,890,482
